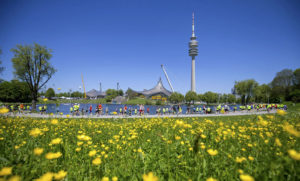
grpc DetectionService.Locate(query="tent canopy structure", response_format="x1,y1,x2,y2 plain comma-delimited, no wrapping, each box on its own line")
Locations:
86,89,106,98
129,78,172,98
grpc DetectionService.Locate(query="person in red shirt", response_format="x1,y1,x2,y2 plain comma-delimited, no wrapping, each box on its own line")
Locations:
98,104,102,115
89,105,92,114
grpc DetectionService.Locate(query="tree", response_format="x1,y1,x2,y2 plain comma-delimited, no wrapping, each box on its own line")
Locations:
45,88,55,98
11,43,56,109
71,91,83,98
233,79,258,104
126,88,139,99
185,91,198,104
254,84,271,103
227,94,236,103
270,69,294,101
203,91,218,104
105,89,119,102
0,48,4,76
293,68,300,87
169,92,184,104
0,80,32,103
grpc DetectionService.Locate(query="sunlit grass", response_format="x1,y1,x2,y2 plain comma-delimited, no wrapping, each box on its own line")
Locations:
0,112,299,180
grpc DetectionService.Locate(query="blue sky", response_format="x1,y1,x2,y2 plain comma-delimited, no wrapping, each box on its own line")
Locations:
1,0,300,94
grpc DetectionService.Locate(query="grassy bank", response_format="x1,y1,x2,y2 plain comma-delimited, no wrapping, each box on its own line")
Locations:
0,112,299,180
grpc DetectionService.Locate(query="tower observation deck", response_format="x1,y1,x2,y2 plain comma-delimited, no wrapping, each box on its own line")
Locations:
189,13,198,92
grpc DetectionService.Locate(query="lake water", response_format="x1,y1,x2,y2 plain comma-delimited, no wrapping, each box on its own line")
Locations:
36,103,240,115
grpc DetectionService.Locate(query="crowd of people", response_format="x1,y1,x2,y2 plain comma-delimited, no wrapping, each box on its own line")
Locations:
2,103,287,116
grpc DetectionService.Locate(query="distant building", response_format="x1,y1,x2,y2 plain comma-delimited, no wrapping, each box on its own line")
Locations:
112,96,127,104
128,78,172,100
86,89,106,99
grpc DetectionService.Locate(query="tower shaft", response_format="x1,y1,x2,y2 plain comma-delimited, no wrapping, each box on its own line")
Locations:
191,57,196,92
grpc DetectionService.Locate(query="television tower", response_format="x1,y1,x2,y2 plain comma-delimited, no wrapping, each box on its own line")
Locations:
189,12,198,92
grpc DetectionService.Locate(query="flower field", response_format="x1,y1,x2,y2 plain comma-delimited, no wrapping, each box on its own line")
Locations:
0,111,299,181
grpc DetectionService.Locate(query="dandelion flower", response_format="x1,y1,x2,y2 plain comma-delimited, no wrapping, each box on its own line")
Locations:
101,177,109,181
51,119,58,125
29,128,42,137
207,149,218,156
143,172,158,181
45,152,62,159
112,176,118,181
277,109,286,116
34,172,53,181
206,177,217,181
283,124,300,137
50,138,62,145
239,174,255,181
235,157,247,163
0,107,9,114
248,156,254,161
275,138,282,147
89,150,97,157
34,148,44,156
288,149,300,160
75,147,81,152
92,157,101,165
53,170,67,180
0,167,12,176
77,134,91,141
8,175,21,181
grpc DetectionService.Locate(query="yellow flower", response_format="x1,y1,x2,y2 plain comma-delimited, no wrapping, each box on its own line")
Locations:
143,172,158,181
51,119,58,124
75,147,81,152
43,98,48,102
29,128,42,137
92,157,102,165
8,175,21,181
283,123,300,137
288,149,300,160
66,114,70,118
239,174,255,181
89,150,97,157
238,169,244,174
101,177,109,181
77,134,92,141
175,136,181,140
0,167,12,176
45,152,62,159
77,141,83,146
206,177,217,181
34,148,44,156
248,156,254,161
275,138,282,147
207,149,218,156
0,107,9,114
112,176,118,181
235,157,247,163
53,170,67,180
277,109,286,116
138,148,143,153
50,138,62,145
34,172,53,181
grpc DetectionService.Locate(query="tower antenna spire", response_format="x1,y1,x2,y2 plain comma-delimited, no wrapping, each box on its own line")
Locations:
192,12,195,37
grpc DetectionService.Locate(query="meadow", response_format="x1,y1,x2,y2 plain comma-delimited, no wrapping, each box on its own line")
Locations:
0,110,299,181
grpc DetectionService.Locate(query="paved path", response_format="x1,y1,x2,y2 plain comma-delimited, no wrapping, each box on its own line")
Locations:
4,110,276,119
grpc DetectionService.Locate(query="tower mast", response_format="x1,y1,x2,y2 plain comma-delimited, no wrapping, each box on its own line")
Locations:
189,12,198,92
